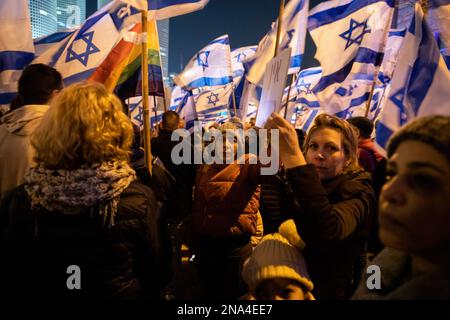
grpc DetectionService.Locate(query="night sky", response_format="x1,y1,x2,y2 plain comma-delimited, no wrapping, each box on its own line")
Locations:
168,0,325,74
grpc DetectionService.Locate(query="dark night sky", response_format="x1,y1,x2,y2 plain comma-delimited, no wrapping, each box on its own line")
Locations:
168,0,325,74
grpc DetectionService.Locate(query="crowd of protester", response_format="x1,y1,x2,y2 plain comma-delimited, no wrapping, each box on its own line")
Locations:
0,64,449,300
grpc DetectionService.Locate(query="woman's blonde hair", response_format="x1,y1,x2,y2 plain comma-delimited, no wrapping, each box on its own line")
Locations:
303,114,360,174
32,82,133,169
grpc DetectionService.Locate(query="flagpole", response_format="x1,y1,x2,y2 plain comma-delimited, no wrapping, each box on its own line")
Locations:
274,0,286,58
364,0,395,118
141,10,153,175
231,83,238,117
283,73,297,119
153,95,158,128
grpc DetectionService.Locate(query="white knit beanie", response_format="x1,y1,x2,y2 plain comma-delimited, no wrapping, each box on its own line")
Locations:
242,220,313,293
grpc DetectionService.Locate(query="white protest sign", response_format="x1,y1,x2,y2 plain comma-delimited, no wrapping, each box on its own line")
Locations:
255,47,292,127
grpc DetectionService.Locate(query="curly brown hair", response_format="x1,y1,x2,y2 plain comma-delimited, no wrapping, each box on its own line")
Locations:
32,82,133,170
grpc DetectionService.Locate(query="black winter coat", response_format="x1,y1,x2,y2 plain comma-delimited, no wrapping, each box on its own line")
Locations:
0,181,172,299
286,164,375,300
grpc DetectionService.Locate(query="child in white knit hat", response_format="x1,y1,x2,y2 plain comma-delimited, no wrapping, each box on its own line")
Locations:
241,220,315,300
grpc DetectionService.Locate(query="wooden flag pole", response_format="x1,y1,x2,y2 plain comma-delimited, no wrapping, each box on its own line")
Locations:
274,0,286,58
365,1,395,118
153,95,158,128
141,10,152,175
231,83,238,117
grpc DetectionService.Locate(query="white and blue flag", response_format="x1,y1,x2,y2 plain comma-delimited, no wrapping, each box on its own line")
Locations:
427,0,450,69
238,79,262,121
0,0,34,106
231,46,257,85
32,30,76,67
297,107,324,132
194,83,232,122
170,85,189,111
376,3,450,151
280,67,322,122
120,0,209,20
128,96,164,128
51,13,122,86
308,0,395,114
174,34,233,90
246,0,309,85
293,67,322,109
332,28,407,120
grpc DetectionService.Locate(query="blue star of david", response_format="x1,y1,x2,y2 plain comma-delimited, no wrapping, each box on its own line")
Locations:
134,106,143,124
339,19,371,50
207,92,220,106
66,31,100,67
390,87,408,125
196,51,210,69
297,79,312,95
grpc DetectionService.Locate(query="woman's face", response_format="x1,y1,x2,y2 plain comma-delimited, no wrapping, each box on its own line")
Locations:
379,140,450,256
306,128,348,180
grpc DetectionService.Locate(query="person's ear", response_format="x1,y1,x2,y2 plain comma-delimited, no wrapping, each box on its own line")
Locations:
51,89,60,98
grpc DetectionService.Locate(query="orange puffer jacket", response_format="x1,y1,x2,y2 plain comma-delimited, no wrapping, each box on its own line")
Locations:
192,155,260,237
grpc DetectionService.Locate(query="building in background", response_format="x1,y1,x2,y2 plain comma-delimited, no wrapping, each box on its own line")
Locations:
29,0,58,38
157,19,170,85
57,0,86,31
30,0,170,85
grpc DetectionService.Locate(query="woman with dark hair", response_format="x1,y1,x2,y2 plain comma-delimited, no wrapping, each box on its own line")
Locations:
353,116,450,300
0,82,172,299
265,113,376,300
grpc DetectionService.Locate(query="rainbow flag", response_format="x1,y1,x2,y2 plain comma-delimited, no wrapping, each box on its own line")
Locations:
89,19,164,98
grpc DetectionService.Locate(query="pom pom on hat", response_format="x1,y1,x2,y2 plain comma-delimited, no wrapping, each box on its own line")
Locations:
242,220,313,293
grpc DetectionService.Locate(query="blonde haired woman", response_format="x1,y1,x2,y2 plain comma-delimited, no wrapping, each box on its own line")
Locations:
0,82,172,299
266,113,375,300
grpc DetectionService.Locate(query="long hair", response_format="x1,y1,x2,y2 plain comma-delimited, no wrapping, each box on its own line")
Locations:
32,82,133,170
303,114,360,174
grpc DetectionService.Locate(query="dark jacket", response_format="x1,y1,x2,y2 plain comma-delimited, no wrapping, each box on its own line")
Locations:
151,129,196,188
352,247,450,300
259,169,292,234
286,164,375,300
0,181,172,299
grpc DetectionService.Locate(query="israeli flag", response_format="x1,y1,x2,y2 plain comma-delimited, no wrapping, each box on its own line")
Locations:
32,31,75,67
170,85,188,111
332,28,407,120
293,67,322,109
238,79,263,121
427,0,450,69
0,0,34,106
297,107,323,132
246,0,309,85
174,35,233,90
194,83,232,122
128,96,164,128
376,3,450,151
231,46,257,84
120,0,209,20
51,13,122,86
308,0,395,113
179,92,198,131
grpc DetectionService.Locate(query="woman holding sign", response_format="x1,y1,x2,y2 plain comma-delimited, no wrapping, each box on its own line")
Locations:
265,113,375,300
